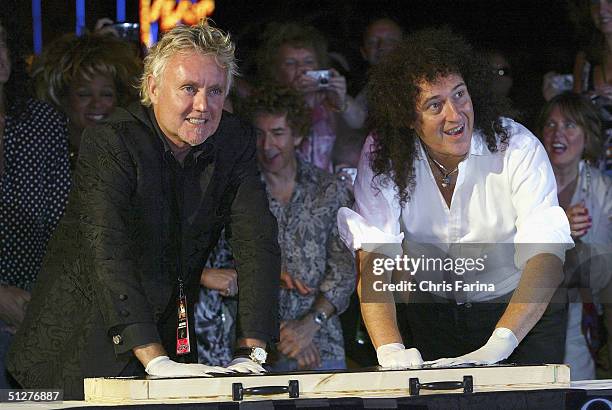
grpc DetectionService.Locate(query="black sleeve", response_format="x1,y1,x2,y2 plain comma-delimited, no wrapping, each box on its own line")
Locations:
77,125,161,355
226,124,280,344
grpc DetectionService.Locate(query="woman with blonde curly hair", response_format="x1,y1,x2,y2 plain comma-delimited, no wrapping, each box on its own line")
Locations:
32,33,141,167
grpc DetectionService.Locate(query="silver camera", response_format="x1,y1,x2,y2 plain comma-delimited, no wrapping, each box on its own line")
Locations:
305,70,331,88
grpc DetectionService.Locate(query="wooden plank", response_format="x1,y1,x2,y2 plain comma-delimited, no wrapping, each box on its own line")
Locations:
84,364,570,403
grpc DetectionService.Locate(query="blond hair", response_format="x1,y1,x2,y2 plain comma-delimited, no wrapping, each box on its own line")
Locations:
32,33,142,110
140,19,237,106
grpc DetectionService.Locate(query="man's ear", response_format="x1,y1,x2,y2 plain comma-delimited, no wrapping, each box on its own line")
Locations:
147,75,159,105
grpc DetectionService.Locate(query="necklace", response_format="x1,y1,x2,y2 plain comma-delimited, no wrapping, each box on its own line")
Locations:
422,145,460,188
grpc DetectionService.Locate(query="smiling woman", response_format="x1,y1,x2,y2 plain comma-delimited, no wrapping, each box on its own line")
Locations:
32,32,142,168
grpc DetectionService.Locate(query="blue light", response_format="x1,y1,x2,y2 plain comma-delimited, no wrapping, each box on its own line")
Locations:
116,0,126,22
32,0,42,54
150,21,158,46
76,0,85,35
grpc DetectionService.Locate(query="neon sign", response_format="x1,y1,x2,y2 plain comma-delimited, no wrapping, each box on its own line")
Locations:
140,0,215,47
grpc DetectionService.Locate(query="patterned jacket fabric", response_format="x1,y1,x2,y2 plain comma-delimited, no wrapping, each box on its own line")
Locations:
7,103,280,399
269,158,355,362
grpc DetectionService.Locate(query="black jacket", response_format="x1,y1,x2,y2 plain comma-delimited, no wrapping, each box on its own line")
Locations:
7,103,280,399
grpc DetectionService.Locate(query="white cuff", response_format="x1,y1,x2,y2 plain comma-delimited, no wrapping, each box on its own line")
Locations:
337,207,404,257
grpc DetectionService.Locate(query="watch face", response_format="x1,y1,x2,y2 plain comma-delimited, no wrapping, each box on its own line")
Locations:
252,347,267,363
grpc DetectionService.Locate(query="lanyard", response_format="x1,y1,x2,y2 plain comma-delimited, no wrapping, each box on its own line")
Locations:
166,152,191,356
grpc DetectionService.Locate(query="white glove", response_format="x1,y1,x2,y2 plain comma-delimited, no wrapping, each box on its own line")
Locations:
376,343,423,369
426,327,519,368
226,357,266,374
145,356,232,377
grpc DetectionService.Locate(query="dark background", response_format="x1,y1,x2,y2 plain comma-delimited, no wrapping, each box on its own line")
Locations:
2,0,582,127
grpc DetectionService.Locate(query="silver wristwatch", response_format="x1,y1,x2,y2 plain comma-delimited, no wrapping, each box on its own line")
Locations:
312,310,328,326
234,346,267,364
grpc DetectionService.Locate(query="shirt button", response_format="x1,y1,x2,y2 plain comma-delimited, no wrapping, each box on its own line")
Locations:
112,335,123,345
120,309,130,317
465,303,472,309
119,294,128,301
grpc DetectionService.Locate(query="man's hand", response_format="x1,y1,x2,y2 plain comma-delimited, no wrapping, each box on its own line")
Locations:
145,355,232,377
0,285,31,333
294,341,321,370
376,343,423,369
200,268,238,297
566,203,592,239
280,272,312,295
277,317,319,358
426,327,519,368
325,68,348,111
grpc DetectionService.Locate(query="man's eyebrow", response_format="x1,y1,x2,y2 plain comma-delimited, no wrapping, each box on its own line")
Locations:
421,82,466,105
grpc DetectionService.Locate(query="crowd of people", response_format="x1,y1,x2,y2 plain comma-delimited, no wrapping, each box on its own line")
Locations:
0,1,611,400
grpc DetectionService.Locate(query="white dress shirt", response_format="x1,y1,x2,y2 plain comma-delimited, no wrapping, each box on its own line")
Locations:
338,118,573,302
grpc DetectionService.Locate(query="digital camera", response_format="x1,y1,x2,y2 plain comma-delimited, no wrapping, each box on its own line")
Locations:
305,70,331,88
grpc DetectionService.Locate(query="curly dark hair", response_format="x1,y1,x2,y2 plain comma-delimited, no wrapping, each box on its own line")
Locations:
368,27,514,206
537,91,602,162
242,84,312,138
256,22,329,84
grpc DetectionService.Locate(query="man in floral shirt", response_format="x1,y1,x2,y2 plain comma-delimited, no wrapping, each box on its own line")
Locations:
245,86,355,370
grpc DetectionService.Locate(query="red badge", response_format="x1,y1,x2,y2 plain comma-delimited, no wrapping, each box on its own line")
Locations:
176,281,190,355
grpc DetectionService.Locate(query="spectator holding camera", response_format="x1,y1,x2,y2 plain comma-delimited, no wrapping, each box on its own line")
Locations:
256,22,360,172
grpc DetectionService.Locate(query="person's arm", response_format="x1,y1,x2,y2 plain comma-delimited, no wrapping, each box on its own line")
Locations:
573,51,587,93
133,343,167,368
77,126,161,356
42,105,71,236
225,122,280,348
496,253,564,341
337,136,422,367
356,249,403,348
340,88,368,129
312,181,356,319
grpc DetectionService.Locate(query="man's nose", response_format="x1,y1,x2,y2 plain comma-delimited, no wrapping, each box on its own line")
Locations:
445,101,462,121
194,91,207,111
262,134,274,150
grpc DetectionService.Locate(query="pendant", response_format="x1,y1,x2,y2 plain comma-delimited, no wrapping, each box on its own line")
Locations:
441,175,450,188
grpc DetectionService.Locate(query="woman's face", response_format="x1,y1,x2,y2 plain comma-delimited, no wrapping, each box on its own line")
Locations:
542,105,585,171
67,73,117,133
591,0,612,34
412,73,474,163
0,26,11,85
275,44,318,88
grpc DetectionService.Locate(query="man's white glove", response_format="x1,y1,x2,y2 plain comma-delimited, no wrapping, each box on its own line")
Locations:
226,357,266,374
426,327,519,368
145,356,232,377
376,343,423,369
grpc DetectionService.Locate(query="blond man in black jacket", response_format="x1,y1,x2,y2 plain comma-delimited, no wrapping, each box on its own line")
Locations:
7,20,280,399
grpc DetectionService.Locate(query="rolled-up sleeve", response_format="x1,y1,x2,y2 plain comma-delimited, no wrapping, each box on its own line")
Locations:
508,123,573,268
337,135,404,256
